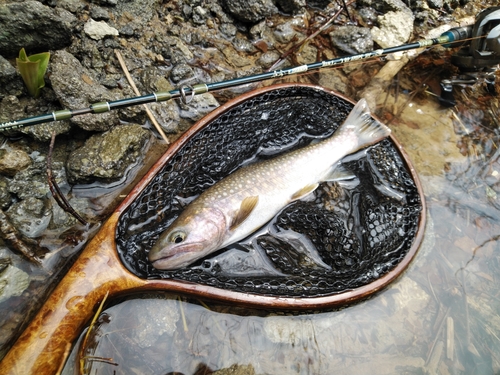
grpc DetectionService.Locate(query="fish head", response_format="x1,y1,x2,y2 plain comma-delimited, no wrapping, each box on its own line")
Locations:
148,206,227,270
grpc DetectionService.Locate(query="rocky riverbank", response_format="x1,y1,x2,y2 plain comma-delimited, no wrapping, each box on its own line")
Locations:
0,0,481,361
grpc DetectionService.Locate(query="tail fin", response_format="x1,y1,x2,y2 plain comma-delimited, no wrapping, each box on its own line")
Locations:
341,98,391,148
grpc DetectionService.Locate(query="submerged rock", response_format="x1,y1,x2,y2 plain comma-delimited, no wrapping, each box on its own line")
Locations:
178,93,220,122
0,265,29,304
6,197,51,238
66,124,150,184
9,158,67,200
0,1,76,58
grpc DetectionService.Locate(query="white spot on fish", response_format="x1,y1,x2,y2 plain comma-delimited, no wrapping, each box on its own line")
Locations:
261,112,270,120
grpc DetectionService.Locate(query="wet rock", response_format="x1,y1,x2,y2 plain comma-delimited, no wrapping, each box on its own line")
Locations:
192,5,209,24
220,22,238,38
169,63,195,84
250,20,277,46
90,6,111,21
49,196,90,228
112,0,160,24
159,36,194,64
295,42,317,65
150,101,181,134
257,51,281,69
220,0,279,23
0,177,12,209
275,0,306,14
90,0,118,6
9,158,67,200
233,37,257,53
358,7,378,25
66,124,150,184
0,149,31,177
274,18,305,44
427,0,444,8
221,45,254,68
0,56,23,99
0,265,29,304
84,19,119,40
0,1,76,58
358,0,413,16
371,11,414,48
178,93,219,122
330,26,373,55
6,197,51,238
50,50,120,132
307,0,331,8
58,0,86,13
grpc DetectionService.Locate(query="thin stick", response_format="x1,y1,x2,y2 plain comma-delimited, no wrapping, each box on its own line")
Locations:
55,342,72,375
47,131,88,226
79,290,110,375
114,50,169,143
426,306,451,365
178,296,189,332
340,0,352,22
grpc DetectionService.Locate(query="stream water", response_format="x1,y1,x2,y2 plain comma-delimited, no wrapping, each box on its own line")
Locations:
61,56,500,375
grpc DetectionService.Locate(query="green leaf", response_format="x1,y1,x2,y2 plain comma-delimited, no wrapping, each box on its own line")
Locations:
16,48,50,98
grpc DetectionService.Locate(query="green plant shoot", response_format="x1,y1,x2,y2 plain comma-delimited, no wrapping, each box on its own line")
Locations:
16,48,50,98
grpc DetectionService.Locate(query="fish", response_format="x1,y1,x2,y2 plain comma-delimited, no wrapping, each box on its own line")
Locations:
148,98,391,270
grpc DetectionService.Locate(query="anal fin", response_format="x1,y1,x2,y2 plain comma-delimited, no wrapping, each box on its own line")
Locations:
323,163,357,182
230,196,259,231
291,183,319,201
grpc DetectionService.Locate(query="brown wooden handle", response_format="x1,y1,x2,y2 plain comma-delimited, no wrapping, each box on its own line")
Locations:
0,213,145,375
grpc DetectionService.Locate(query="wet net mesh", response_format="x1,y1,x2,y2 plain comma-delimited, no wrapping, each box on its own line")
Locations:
116,86,422,297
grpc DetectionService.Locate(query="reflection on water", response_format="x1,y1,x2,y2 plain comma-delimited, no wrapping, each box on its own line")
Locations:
62,65,500,375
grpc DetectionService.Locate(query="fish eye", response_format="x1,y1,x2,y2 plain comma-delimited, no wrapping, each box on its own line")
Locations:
169,231,186,244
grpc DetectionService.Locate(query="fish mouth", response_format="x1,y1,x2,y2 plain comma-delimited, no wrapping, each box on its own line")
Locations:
149,243,205,270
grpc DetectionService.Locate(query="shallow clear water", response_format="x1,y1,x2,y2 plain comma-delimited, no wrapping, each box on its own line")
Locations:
62,59,500,375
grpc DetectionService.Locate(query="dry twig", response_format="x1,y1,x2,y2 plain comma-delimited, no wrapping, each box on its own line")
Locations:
114,50,169,143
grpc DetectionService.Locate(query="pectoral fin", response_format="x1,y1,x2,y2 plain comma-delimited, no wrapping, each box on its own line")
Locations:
230,196,259,231
291,183,319,201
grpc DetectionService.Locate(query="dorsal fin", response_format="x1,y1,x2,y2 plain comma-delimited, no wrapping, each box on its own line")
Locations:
290,183,318,201
229,196,259,231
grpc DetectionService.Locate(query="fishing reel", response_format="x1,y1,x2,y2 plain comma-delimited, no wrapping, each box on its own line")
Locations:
439,6,500,106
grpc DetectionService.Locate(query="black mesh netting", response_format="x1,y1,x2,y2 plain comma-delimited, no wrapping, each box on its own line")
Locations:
116,86,422,298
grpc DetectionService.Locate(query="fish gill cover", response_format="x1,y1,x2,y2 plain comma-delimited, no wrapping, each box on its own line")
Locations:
116,86,422,298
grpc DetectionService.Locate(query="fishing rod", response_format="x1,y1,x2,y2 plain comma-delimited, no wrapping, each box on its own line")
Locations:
0,25,478,131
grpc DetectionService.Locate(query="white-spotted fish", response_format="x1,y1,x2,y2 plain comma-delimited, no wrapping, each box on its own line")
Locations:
148,99,391,270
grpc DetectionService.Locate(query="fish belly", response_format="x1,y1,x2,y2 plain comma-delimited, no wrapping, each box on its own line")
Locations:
218,140,347,247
